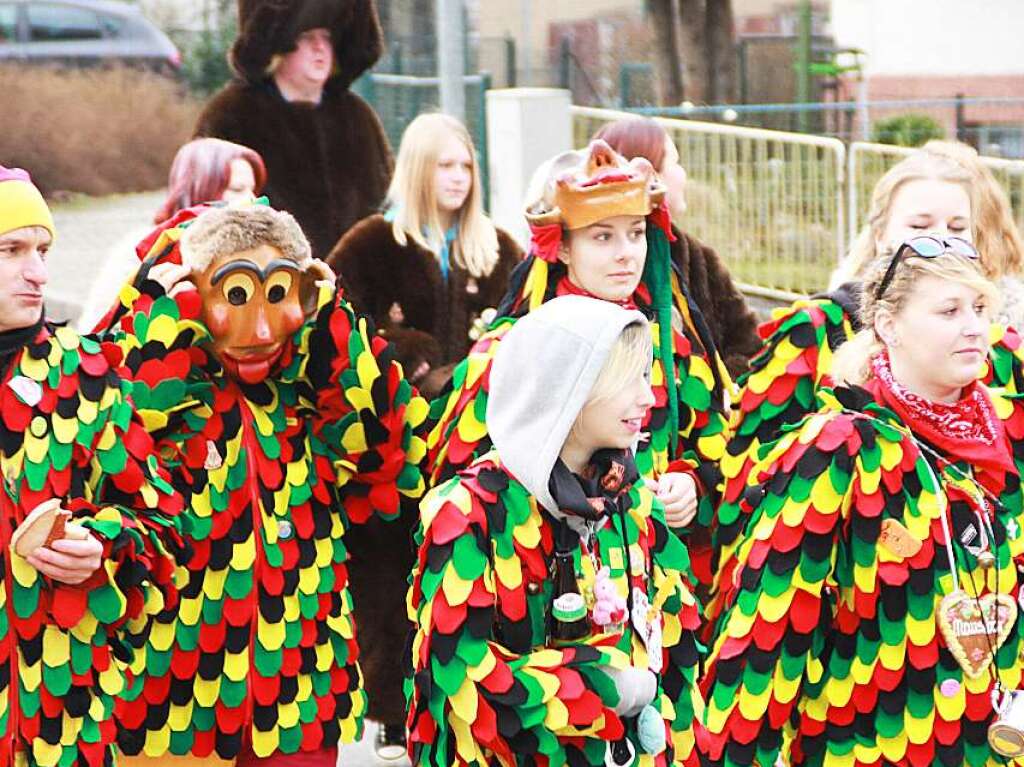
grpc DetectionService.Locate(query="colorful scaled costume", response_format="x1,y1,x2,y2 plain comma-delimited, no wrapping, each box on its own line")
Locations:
194,0,393,259
408,297,704,766
716,283,1024,600
704,354,1024,767
0,168,185,767
107,205,426,761
426,141,731,588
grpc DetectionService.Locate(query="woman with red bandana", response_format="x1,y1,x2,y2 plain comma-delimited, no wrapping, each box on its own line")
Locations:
703,237,1024,767
426,140,732,591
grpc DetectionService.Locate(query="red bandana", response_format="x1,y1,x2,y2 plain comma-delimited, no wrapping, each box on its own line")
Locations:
554,276,652,310
867,351,1014,476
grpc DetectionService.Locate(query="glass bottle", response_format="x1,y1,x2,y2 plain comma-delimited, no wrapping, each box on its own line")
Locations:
550,549,589,642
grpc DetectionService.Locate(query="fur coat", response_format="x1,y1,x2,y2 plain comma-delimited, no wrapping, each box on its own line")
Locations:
326,213,522,400
670,226,761,379
326,214,521,726
194,0,392,259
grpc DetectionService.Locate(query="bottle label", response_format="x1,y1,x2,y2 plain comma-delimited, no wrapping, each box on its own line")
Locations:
552,593,587,623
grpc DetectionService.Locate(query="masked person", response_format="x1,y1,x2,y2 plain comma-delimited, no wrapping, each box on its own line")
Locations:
408,296,705,766
427,140,732,591
194,0,392,260
106,204,427,767
704,239,1024,767
0,166,185,766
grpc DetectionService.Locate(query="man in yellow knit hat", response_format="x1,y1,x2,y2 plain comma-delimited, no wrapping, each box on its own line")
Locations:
0,165,186,767
0,166,55,333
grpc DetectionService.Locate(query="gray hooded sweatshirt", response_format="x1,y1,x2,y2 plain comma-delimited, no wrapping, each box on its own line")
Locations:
488,295,649,514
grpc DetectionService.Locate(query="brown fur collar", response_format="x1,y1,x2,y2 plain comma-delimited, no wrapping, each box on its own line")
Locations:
231,0,383,89
670,226,761,378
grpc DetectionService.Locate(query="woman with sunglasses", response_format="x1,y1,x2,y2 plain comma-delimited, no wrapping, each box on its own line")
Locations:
703,239,1024,767
714,146,1024,609
425,140,732,590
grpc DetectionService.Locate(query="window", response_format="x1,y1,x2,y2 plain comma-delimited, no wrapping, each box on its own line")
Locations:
0,4,17,43
27,4,103,41
99,13,123,38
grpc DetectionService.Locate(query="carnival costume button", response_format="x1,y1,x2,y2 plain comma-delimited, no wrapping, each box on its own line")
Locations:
526,582,541,595
939,679,961,697
278,520,294,540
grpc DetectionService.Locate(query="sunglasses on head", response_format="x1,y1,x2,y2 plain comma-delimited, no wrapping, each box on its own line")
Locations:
874,235,979,300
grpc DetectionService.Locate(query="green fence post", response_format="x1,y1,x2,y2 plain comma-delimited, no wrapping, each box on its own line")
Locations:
505,36,516,87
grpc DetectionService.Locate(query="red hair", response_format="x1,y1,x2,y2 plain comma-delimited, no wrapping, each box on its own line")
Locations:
593,118,669,173
154,138,267,224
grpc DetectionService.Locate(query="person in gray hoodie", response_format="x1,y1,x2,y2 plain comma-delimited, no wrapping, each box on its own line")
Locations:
406,295,705,767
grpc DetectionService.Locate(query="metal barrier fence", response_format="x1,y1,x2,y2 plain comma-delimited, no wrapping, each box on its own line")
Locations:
573,106,847,301
848,142,1024,244
628,97,1024,158
352,72,492,207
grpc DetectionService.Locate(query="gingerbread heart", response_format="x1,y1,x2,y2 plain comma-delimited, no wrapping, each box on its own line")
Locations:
937,590,1017,679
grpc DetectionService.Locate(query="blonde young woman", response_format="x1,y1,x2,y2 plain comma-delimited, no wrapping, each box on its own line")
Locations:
327,112,522,400
704,240,1024,767
326,112,521,760
921,139,1024,328
714,145,1024,605
408,296,705,767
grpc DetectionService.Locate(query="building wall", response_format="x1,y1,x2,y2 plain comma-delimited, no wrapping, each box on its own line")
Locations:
477,0,785,85
830,0,1024,76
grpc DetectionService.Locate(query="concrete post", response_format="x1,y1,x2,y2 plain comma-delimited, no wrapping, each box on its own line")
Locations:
436,0,465,121
486,88,573,247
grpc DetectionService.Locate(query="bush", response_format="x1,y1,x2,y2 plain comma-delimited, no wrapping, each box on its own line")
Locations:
0,64,201,196
871,113,945,147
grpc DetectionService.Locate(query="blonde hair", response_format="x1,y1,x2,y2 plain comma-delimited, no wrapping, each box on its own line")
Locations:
922,140,1024,278
832,150,976,287
830,250,999,386
388,113,499,278
571,323,653,440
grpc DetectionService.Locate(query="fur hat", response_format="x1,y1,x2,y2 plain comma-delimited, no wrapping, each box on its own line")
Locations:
231,0,383,90
180,205,312,273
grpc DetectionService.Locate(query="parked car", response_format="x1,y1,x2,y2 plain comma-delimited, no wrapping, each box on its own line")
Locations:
0,0,180,71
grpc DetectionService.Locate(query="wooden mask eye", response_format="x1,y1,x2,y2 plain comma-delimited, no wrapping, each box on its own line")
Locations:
222,273,256,306
265,271,293,304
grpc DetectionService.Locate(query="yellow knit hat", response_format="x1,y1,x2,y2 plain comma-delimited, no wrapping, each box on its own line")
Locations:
0,167,55,240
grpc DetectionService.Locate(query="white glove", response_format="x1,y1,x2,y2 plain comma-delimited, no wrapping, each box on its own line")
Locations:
602,666,657,717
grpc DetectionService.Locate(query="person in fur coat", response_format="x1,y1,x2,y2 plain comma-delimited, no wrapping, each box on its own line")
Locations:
194,0,393,260
593,118,761,379
325,112,521,760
